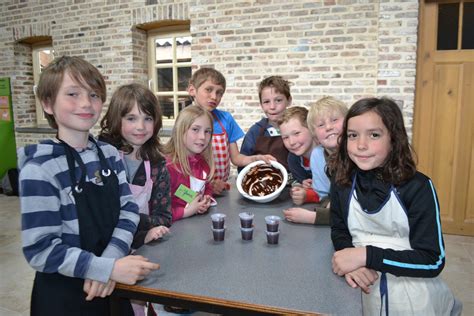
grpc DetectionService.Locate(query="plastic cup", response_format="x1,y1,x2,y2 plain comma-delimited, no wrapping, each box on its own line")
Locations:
265,215,281,232
211,213,226,229
240,227,254,241
239,212,254,228
266,230,280,245
212,227,225,242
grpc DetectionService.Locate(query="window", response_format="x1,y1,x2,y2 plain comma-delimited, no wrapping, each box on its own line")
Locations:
148,26,192,124
437,1,474,50
32,43,54,126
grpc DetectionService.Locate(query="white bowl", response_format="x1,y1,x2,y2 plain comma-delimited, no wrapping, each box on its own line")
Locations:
236,160,288,203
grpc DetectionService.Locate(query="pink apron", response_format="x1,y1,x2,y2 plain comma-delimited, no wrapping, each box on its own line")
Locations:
121,152,153,215
211,113,230,182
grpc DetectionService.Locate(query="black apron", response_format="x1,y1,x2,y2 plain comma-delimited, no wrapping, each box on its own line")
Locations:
254,122,289,170
31,136,133,316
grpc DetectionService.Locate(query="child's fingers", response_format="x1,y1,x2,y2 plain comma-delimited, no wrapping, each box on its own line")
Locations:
101,281,116,297
344,274,358,289
85,281,100,301
83,279,92,294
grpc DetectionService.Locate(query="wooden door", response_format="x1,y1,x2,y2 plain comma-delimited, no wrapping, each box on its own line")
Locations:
414,1,474,236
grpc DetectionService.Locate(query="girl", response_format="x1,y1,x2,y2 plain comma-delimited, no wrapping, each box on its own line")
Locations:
163,105,215,221
99,83,172,249
329,97,461,315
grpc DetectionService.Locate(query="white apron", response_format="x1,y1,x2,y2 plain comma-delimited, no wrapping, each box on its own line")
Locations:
347,179,456,316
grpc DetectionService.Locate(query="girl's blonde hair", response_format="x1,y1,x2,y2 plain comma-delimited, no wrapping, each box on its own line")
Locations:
307,96,348,135
163,105,215,180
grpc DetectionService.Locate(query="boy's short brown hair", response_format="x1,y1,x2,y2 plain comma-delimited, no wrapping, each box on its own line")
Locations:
278,106,309,128
307,96,347,134
258,76,292,103
36,56,106,129
189,67,226,91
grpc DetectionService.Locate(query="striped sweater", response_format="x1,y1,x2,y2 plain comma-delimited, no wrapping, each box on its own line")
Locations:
18,137,139,283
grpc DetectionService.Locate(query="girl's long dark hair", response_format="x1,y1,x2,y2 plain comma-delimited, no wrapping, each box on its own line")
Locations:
329,97,416,186
99,83,163,164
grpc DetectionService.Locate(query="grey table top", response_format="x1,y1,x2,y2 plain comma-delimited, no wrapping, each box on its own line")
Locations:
133,184,362,315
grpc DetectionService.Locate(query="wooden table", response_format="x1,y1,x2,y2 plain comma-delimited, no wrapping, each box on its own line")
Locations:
111,185,362,315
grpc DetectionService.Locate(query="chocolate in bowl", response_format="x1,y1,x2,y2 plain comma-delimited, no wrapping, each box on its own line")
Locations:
241,164,283,196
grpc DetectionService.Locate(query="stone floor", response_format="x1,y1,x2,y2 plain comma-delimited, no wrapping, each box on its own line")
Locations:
1,193,472,315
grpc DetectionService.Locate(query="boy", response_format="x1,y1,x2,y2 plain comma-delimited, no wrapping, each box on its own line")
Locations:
307,96,347,199
240,76,291,170
188,67,274,195
18,56,159,315
278,106,328,225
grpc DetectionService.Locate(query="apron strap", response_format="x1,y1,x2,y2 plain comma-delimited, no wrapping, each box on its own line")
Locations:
88,136,112,177
58,139,87,193
379,272,389,316
58,136,112,192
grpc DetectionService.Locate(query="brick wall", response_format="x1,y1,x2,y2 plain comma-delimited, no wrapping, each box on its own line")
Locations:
0,0,418,148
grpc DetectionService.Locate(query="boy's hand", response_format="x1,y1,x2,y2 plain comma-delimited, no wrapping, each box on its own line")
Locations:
301,178,313,189
110,255,160,285
144,225,170,244
332,247,367,276
254,154,276,164
344,267,379,294
290,186,306,205
283,207,316,224
83,279,116,301
212,179,230,195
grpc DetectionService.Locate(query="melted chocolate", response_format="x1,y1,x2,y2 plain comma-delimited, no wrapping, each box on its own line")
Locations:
241,165,283,196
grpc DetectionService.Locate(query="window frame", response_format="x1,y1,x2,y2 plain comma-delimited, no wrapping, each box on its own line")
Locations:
32,42,54,126
147,25,192,127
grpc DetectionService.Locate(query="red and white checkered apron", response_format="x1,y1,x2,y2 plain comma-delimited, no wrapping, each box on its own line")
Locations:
212,113,230,182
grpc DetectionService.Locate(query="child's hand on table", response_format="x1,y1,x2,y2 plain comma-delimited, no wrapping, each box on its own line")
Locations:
283,207,316,224
111,255,160,285
145,225,170,244
290,186,307,205
301,178,313,189
212,179,230,195
332,247,367,276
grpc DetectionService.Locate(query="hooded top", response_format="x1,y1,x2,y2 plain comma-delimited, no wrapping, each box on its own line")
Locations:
18,137,139,283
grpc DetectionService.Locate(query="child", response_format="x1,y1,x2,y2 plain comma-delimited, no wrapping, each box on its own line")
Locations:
163,105,215,221
240,75,291,170
188,67,274,195
329,97,461,315
307,96,347,200
99,83,172,249
279,106,329,225
18,56,159,315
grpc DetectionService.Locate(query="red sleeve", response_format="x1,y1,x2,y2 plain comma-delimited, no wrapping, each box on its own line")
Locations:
305,188,320,203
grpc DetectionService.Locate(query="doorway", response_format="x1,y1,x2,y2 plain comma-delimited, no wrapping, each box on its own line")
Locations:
414,0,474,236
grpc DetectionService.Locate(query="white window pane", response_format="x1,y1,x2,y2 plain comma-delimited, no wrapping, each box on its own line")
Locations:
176,36,191,62
155,37,173,64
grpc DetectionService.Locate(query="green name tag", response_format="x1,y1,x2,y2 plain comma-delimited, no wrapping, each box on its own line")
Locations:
174,184,197,203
